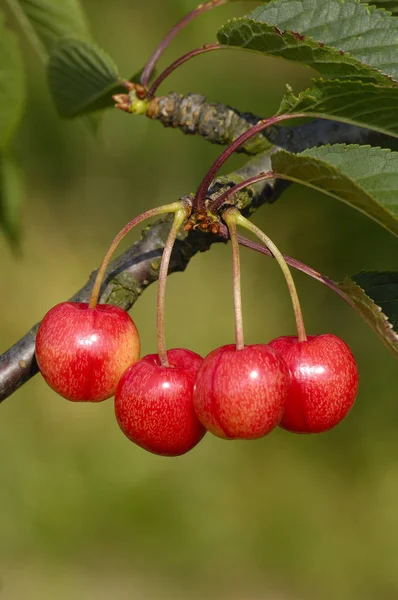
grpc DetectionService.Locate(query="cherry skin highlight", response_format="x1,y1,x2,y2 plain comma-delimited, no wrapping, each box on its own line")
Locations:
35,302,140,402
268,334,359,433
115,348,205,456
193,344,291,440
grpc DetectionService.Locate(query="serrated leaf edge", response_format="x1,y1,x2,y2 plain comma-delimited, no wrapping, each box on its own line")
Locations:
340,275,398,359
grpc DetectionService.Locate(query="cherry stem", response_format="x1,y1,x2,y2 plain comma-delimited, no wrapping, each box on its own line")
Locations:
157,207,189,367
140,0,229,88
224,210,244,350
234,212,308,342
194,113,307,212
88,202,185,309
147,43,227,98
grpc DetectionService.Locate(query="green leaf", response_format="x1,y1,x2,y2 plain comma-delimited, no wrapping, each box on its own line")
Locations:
5,0,91,57
0,153,24,245
47,38,122,118
279,79,398,139
271,144,398,236
0,12,25,150
340,271,398,359
218,0,398,85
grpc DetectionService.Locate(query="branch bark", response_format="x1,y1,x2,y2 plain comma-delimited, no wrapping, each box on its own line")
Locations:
146,92,390,153
0,108,390,402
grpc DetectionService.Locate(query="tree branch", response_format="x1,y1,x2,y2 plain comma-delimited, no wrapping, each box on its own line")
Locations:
0,109,389,402
146,92,391,154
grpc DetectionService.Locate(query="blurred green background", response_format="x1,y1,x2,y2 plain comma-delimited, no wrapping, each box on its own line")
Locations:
1,1,398,599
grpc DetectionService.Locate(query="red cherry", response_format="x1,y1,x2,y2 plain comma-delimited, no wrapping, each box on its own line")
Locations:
193,344,291,440
115,348,205,456
35,302,140,402
268,334,359,433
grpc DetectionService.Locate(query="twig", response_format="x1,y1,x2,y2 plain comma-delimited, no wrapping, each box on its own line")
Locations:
145,92,389,154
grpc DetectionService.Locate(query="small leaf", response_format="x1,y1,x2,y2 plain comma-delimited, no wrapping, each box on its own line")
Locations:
271,144,398,236
5,0,91,55
279,79,398,139
0,153,24,245
340,271,398,360
218,0,398,86
0,12,25,150
48,38,122,118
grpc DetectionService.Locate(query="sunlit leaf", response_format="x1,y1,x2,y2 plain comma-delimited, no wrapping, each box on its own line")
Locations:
218,0,398,85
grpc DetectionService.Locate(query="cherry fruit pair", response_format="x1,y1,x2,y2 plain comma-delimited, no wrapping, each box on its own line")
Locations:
35,300,203,456
193,335,358,438
115,342,290,455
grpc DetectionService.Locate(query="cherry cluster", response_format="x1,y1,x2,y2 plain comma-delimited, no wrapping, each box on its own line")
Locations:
35,303,358,457
35,203,359,457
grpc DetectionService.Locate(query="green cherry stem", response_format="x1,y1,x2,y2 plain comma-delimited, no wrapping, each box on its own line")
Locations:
88,202,185,310
233,212,308,342
157,206,189,367
140,0,229,88
224,209,244,350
